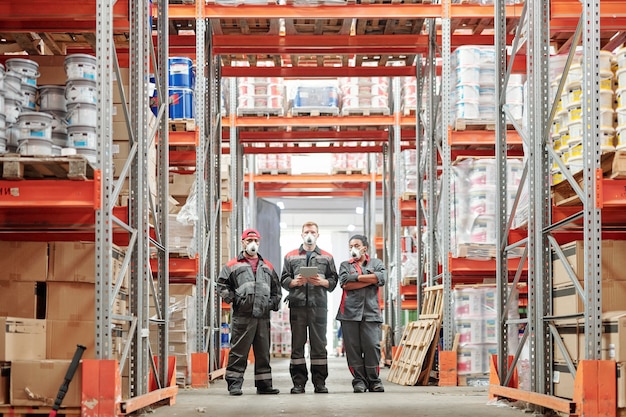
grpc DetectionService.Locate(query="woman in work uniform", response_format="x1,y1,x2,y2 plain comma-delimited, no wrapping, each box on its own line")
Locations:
336,234,387,393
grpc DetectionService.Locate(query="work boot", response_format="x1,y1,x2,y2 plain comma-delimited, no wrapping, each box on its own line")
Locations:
257,387,280,395
229,387,243,396
290,385,305,394
369,382,385,392
314,385,328,393
353,382,367,393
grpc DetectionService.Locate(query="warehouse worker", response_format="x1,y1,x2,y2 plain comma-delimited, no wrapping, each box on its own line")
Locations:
281,221,338,394
336,234,386,393
217,228,282,396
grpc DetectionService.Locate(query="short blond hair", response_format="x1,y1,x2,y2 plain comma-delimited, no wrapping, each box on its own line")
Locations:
302,221,319,232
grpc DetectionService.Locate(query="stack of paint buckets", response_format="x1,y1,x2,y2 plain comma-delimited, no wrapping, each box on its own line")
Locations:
64,54,98,163
168,56,194,119
4,58,55,156
39,83,68,151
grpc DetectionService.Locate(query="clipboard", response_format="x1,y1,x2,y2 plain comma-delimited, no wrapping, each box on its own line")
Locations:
299,267,318,278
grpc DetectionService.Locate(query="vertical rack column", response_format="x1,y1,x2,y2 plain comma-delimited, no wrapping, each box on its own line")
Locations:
440,0,453,350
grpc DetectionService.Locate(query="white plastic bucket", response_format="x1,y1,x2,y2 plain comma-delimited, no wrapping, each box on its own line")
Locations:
455,66,480,84
66,102,97,127
17,138,53,156
18,111,52,140
567,103,582,124
237,83,255,96
4,72,22,96
601,71,614,91
479,105,495,120
616,46,626,69
65,79,97,104
617,107,626,128
567,121,582,144
455,100,479,119
600,50,613,73
617,126,626,150
4,96,21,124
51,131,69,148
51,145,62,156
567,81,582,105
479,67,495,87
455,83,480,102
453,46,482,66
565,64,582,87
21,83,37,110
7,125,19,150
600,89,614,109
600,128,615,151
469,214,496,245
617,88,626,108
39,85,67,112
68,125,98,149
47,111,68,134
600,108,615,128
479,86,495,105
64,54,97,81
617,68,626,90
506,84,524,102
5,58,39,86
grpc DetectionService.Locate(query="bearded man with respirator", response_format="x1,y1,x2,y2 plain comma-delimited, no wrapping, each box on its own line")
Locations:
217,228,282,396
336,234,386,393
281,221,338,394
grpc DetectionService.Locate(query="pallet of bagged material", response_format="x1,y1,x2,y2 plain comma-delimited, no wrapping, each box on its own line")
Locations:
291,106,339,117
456,243,497,259
341,107,391,116
236,107,285,117
0,154,94,180
169,118,195,132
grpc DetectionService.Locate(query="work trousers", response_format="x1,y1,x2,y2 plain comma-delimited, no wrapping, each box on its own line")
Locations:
289,306,328,387
225,315,274,391
341,320,382,388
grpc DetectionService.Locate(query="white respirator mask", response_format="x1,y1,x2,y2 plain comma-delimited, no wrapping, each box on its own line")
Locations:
304,233,317,246
245,242,259,256
350,247,362,259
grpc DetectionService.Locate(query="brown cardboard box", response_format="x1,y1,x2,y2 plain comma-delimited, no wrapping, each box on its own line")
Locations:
552,281,626,317
553,240,626,287
10,360,82,407
46,282,94,321
553,361,575,399
0,317,46,361
46,320,95,360
0,241,48,281
169,173,196,197
0,281,37,318
553,312,626,363
48,242,127,285
0,363,8,405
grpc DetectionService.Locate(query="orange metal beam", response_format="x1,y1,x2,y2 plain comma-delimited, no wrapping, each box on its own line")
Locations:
252,190,369,198
250,173,379,184
0,180,95,207
165,3,523,19
244,145,385,154
223,115,415,128
449,129,523,146
233,129,394,142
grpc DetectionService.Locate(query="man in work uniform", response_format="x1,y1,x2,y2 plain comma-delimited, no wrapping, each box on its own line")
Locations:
217,228,282,396
281,221,338,394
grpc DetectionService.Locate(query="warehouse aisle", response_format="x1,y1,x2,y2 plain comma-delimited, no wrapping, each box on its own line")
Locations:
142,355,528,417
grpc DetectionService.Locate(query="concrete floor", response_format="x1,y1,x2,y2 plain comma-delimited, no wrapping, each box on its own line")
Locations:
142,355,530,417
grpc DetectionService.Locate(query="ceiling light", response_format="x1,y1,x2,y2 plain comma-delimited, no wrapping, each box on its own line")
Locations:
347,224,356,232
355,206,364,215
276,201,285,210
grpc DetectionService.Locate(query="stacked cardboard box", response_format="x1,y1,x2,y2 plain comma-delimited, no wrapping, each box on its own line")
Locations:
270,305,291,356
149,283,197,386
552,240,626,399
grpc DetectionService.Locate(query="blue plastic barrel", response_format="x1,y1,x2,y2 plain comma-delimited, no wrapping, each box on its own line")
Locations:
169,88,194,119
221,323,230,348
168,57,193,88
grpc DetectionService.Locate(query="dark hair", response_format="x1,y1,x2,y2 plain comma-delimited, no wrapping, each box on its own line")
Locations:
349,234,369,248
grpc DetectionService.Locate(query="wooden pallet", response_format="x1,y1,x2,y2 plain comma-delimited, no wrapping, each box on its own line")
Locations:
386,319,440,385
387,285,443,386
401,191,417,201
454,118,520,131
291,107,340,117
169,118,195,132
0,155,94,181
258,169,289,175
341,107,391,116
236,107,285,117
0,406,80,416
331,168,366,175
